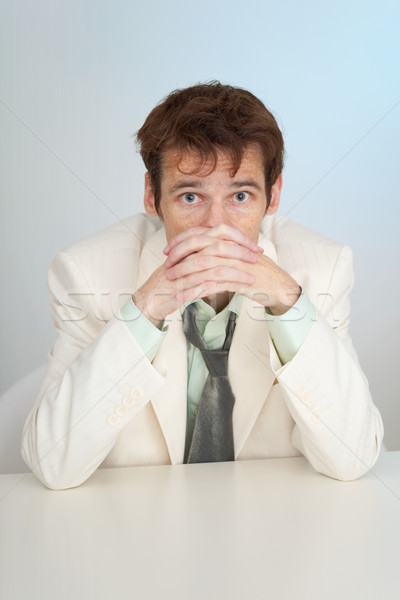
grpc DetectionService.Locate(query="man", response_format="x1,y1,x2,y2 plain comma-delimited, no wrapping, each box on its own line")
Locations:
21,82,384,489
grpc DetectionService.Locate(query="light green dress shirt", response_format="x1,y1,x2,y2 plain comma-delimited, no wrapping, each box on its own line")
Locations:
120,292,316,453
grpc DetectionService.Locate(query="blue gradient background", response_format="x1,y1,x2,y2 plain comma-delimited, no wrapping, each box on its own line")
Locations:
1,0,399,446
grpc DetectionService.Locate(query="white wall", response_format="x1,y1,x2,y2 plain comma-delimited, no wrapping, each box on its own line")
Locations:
1,0,399,448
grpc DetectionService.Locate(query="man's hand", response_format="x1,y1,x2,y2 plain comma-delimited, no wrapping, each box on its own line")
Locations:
133,225,261,326
165,225,301,315
133,225,300,326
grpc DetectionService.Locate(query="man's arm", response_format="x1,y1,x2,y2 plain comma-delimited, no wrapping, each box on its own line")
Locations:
265,244,383,479
21,250,166,490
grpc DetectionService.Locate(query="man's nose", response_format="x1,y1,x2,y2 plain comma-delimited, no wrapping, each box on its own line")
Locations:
202,201,227,228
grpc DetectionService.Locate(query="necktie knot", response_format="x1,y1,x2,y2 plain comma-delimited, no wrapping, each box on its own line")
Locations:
200,348,229,377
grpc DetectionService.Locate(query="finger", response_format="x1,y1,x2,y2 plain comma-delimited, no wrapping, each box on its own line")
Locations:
176,280,250,304
163,227,209,255
166,238,259,268
165,234,219,267
164,224,263,257
204,224,262,251
167,252,257,280
175,265,255,292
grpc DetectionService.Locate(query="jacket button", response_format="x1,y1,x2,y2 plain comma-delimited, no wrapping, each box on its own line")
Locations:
129,386,143,400
106,414,120,427
115,404,128,417
122,395,135,408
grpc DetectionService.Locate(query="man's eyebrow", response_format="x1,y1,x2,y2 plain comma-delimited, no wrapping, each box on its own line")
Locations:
230,179,263,191
168,180,204,193
168,178,263,193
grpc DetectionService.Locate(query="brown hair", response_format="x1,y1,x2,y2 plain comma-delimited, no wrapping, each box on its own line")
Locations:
136,81,284,213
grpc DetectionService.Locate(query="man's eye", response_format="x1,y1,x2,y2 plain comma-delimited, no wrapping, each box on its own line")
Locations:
234,191,249,202
182,193,198,204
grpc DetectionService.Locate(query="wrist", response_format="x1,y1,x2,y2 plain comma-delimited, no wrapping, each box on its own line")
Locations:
132,291,162,328
267,285,301,316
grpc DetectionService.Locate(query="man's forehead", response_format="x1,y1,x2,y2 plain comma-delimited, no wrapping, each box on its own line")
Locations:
161,144,264,179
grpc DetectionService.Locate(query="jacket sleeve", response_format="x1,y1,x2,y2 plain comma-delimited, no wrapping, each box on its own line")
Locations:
271,244,384,480
21,250,166,490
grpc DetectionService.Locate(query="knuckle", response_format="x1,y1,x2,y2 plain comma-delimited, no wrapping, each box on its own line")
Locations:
170,247,181,260
216,224,228,235
216,241,225,254
193,235,203,247
204,281,215,294
197,255,208,269
173,265,183,278
184,274,194,287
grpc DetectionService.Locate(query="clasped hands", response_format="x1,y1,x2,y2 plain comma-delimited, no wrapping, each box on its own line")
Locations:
133,225,301,327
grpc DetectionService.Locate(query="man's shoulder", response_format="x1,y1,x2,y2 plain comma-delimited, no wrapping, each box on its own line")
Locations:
262,213,353,282
263,213,345,253
58,213,163,258
47,214,165,324
262,214,353,301
48,213,165,294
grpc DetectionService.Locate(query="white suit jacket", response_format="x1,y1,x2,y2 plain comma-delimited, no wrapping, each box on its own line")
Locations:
21,213,384,489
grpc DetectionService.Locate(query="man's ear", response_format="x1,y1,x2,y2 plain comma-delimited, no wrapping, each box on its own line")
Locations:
143,172,159,217
266,173,283,215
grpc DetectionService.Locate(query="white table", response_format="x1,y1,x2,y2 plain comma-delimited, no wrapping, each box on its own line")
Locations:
1,453,400,600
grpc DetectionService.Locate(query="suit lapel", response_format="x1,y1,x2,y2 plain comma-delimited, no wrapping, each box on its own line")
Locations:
136,224,167,289
151,310,188,465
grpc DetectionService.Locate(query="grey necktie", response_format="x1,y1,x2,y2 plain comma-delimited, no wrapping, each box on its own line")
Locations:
182,303,237,464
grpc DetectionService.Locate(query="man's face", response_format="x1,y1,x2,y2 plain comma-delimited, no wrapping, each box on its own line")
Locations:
144,144,282,243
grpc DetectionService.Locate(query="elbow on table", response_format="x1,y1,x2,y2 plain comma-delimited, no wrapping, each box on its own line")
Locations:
315,435,384,482
20,440,92,491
